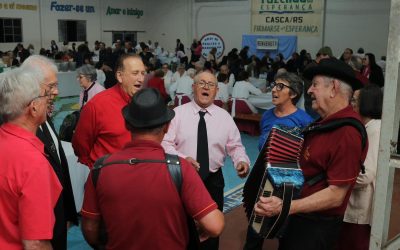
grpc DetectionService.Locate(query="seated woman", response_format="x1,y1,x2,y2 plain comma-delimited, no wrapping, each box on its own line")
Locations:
169,68,196,106
231,71,264,114
232,71,263,99
216,73,230,104
337,84,383,250
76,64,105,108
244,72,313,250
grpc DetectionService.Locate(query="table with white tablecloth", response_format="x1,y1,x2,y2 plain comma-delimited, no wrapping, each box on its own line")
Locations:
248,92,273,110
57,71,81,97
61,141,89,212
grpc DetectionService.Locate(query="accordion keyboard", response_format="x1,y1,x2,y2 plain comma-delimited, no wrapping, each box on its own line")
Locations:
252,180,273,232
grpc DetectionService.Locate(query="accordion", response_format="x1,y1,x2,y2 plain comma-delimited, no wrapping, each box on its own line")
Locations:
243,125,305,238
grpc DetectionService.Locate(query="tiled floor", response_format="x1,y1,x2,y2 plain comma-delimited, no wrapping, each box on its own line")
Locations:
53,97,260,249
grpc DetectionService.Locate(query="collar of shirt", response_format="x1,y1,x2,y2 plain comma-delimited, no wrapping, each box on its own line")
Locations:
124,139,164,150
1,123,46,155
116,84,131,104
317,105,361,125
190,100,218,116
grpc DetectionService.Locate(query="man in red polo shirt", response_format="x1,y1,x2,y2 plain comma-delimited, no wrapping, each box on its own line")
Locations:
0,68,62,249
72,54,146,168
81,88,224,249
253,58,368,250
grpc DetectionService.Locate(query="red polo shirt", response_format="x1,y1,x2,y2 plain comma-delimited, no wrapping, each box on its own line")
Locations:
147,77,168,100
72,84,131,168
0,123,62,249
299,106,368,215
81,140,217,250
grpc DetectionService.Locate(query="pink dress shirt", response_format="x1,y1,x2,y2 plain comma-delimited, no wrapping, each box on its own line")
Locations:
162,101,250,172
79,82,105,108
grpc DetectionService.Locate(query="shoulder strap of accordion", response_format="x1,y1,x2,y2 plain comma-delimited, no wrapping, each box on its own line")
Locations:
303,118,368,186
302,117,367,150
165,153,182,193
90,154,180,189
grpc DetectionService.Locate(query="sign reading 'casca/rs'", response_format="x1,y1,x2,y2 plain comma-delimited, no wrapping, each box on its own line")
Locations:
256,38,278,50
200,33,225,59
251,0,324,37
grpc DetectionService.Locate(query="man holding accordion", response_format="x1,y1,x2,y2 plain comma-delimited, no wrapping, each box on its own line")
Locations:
253,58,368,250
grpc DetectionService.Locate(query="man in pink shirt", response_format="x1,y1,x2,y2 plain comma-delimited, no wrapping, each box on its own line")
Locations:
162,71,250,250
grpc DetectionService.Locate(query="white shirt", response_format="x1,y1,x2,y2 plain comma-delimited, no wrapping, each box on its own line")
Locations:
163,70,174,84
344,119,381,225
216,82,229,103
232,80,262,99
96,69,106,86
154,46,162,57
170,75,193,96
172,71,186,83
176,50,186,59
216,72,235,94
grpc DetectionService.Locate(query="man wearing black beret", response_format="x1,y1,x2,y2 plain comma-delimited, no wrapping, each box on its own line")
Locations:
254,58,368,250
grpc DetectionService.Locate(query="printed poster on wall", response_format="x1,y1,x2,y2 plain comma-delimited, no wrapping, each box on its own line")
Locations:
251,0,324,37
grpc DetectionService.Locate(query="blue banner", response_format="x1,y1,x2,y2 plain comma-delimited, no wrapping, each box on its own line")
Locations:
242,34,297,60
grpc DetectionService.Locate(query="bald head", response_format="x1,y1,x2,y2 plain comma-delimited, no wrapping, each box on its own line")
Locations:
192,71,218,109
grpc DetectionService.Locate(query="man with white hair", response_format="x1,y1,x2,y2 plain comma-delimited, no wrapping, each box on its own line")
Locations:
0,68,62,250
254,58,368,250
21,55,78,250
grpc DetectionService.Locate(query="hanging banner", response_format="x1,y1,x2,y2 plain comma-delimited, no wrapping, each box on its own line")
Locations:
251,0,324,37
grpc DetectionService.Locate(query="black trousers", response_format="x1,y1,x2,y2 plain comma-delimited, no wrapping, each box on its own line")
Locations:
278,214,343,250
200,169,224,250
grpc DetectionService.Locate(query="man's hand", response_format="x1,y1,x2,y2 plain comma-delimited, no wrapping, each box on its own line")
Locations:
254,196,283,217
235,161,249,178
186,157,200,171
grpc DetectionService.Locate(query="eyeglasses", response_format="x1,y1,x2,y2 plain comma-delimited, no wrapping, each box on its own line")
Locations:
43,82,58,92
27,90,51,106
77,75,87,80
197,80,217,89
270,81,295,91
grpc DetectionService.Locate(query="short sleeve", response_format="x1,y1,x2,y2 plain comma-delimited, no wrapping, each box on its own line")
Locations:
19,160,61,239
327,127,362,186
179,160,217,220
81,172,101,220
